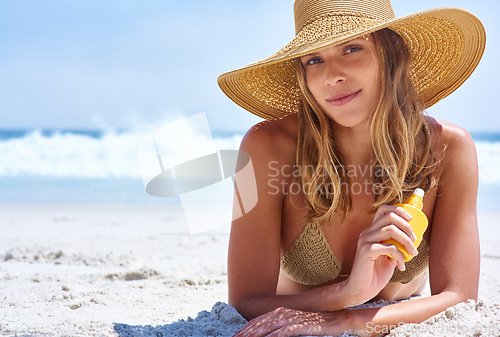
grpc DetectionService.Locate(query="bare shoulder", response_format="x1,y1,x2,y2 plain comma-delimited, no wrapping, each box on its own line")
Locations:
427,117,477,164
426,116,478,210
240,113,298,164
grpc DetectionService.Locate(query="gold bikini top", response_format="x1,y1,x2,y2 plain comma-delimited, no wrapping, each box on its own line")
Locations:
280,222,429,285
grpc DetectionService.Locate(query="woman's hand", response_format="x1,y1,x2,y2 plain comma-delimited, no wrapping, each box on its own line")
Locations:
233,307,352,337
343,205,419,306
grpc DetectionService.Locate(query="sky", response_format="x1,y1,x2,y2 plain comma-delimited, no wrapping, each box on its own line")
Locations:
0,0,498,133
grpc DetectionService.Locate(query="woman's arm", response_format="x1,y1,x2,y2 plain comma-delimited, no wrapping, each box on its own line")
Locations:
344,123,478,327
233,122,480,336
236,290,472,337
346,123,479,335
337,133,480,337
229,119,358,319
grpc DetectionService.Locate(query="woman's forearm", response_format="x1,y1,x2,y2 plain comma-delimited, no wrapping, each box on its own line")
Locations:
232,290,472,337
335,291,470,336
236,280,351,319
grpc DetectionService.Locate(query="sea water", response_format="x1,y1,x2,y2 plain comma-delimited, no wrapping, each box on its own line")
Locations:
0,128,498,212
0,128,243,205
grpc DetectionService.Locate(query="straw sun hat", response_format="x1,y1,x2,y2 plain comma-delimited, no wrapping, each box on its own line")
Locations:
217,0,486,120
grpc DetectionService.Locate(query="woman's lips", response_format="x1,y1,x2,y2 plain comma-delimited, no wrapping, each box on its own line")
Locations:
327,90,361,106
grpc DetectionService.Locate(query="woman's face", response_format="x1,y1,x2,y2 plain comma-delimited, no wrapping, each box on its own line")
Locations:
299,35,381,130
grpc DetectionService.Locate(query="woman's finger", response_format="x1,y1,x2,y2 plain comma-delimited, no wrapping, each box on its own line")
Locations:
371,207,414,236
362,211,418,254
361,221,418,259
232,307,294,337
356,239,407,271
373,204,412,224
233,308,327,337
264,311,326,337
375,242,408,271
392,206,417,241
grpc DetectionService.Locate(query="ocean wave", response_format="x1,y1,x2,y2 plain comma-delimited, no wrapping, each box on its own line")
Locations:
476,141,500,184
0,130,498,183
0,129,244,178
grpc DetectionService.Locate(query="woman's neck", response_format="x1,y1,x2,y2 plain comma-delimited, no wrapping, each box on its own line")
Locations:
331,122,373,166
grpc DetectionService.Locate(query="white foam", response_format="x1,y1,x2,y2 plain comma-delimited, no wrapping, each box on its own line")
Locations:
475,141,500,184
0,130,496,183
0,129,244,178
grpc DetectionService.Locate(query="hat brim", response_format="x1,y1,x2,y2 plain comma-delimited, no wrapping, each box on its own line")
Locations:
218,7,486,119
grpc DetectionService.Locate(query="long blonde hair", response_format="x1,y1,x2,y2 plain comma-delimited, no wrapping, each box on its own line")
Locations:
296,28,437,223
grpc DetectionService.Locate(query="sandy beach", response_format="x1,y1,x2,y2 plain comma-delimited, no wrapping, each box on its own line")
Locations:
1,203,499,336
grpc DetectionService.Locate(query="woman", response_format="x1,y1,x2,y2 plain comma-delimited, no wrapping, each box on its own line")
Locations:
217,0,485,335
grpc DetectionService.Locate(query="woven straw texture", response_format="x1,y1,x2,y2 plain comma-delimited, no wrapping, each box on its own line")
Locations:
218,0,486,119
281,222,342,286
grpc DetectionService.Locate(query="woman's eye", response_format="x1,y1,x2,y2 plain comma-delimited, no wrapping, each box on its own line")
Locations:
345,46,362,54
305,57,322,65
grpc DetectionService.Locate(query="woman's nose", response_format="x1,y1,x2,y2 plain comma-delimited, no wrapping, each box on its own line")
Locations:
324,62,346,86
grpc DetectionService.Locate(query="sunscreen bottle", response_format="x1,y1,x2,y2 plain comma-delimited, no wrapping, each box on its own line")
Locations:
383,188,428,262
